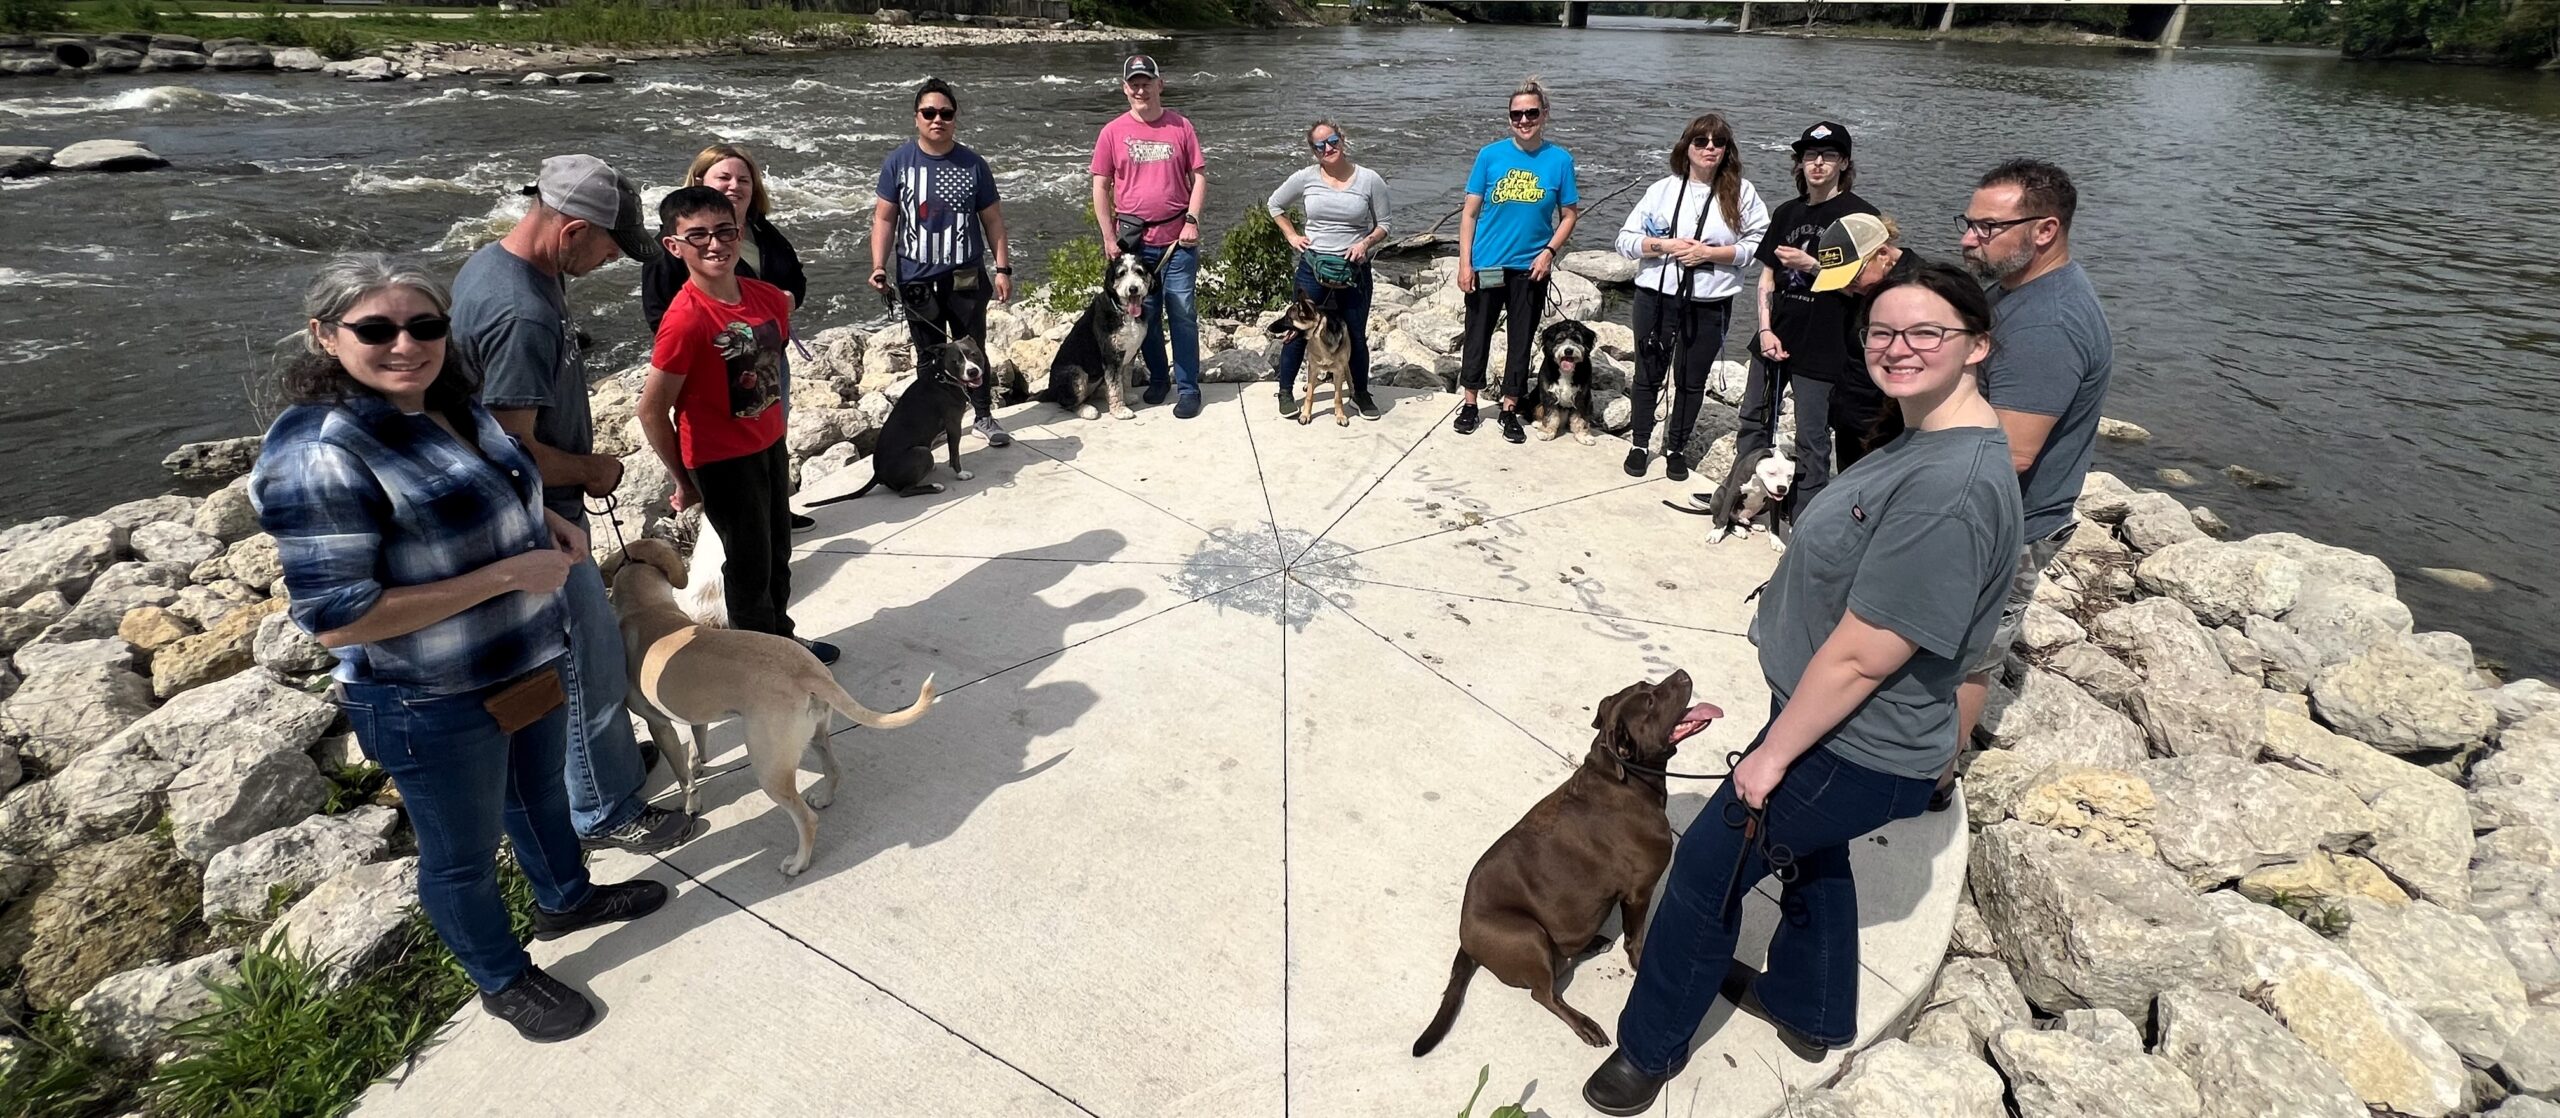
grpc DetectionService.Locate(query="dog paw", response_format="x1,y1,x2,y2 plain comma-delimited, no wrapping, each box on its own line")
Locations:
1576,433,1596,446
954,469,975,482
779,853,811,877
1111,406,1135,420
1770,538,1789,554
1077,405,1099,420
806,784,834,810
1336,415,1351,427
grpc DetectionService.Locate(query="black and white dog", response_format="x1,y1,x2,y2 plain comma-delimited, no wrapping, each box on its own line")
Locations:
809,336,987,502
1666,446,1798,551
1526,319,1598,445
1041,251,1156,421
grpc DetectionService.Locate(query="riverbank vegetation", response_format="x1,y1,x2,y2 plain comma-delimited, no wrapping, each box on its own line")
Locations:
26,0,867,53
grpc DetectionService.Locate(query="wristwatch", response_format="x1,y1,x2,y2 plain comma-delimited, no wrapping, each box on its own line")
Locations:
994,265,1013,276
1182,214,1200,224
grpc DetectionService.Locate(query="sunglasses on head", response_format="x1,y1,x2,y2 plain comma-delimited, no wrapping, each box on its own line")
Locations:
1509,108,1542,122
917,106,955,122
336,315,449,346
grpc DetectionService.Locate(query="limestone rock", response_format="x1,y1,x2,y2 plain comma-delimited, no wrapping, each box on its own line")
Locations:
1793,1038,2007,1118
1959,748,2045,823
2153,986,2368,1118
2013,766,2156,857
13,635,138,676
2046,641,2143,716
2190,505,2230,537
1907,956,2031,1059
2075,471,2138,520
252,609,332,676
2208,626,2264,683
0,740,17,796
2142,754,2379,889
2136,671,2268,760
2339,898,2529,1066
2494,679,2560,728
324,56,398,81
2312,639,2496,753
2236,532,2395,597
100,663,336,768
1559,249,1638,285
0,516,126,607
2017,602,2085,656
1969,821,2217,1017
0,145,51,178
272,46,323,71
1984,668,2147,762
2123,506,2207,553
67,949,240,1061
2236,853,2407,912
2403,630,2477,676
201,805,398,922
2247,614,2321,692
128,521,222,569
152,597,284,699
1950,899,1996,957
167,740,332,863
2090,597,2225,688
2136,538,2303,626
49,139,168,173
2482,908,2560,1006
1545,268,1601,322
2472,713,2560,837
2363,777,2473,908
2098,416,2153,442
139,47,202,72
221,532,281,594
118,604,196,654
207,44,270,70
0,780,62,855
51,744,180,847
2060,1006,2145,1051
191,483,259,543
266,857,420,986
99,495,199,532
2286,583,2413,669
12,836,198,1010
3,661,155,768
2204,891,2467,1117
34,571,182,644
0,607,47,658
2498,1006,2560,1098
1988,1023,2202,1118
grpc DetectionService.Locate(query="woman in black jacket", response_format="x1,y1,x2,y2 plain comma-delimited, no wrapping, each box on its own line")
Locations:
639,143,807,331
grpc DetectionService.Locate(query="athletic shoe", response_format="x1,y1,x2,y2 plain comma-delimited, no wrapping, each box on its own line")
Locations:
1452,402,1481,435
1665,454,1690,483
531,879,671,940
1623,448,1648,477
1173,393,1203,420
971,414,1011,447
1582,1050,1673,1117
800,638,841,666
1500,410,1527,444
789,513,816,535
1278,391,1298,416
481,965,596,1043
1142,383,1170,406
578,804,695,855
1354,393,1380,420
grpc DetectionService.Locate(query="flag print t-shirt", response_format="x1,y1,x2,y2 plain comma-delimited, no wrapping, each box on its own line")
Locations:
651,278,791,468
877,139,1001,283
1464,138,1578,272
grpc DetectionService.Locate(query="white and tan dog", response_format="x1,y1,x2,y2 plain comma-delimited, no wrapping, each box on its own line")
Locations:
612,538,937,875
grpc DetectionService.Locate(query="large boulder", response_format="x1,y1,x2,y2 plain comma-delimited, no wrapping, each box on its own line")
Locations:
2135,539,2303,626
48,139,169,173
2337,897,2529,1066
166,741,332,863
12,635,137,676
2498,1006,2560,1099
252,609,333,677
67,949,241,1061
1983,668,2147,764
1558,249,1639,285
2045,641,2143,716
2285,583,2413,669
8,835,199,1010
0,516,126,607
220,532,281,594
2152,986,2368,1118
1987,1024,2202,1118
99,495,200,532
152,597,284,699
2473,713,2560,838
2246,614,2322,693
1546,268,1603,322
207,44,271,70
2,660,155,768
128,521,223,569
2135,670,2267,760
2493,679,2560,728
1905,956,2032,1059
50,743,180,848
2311,638,2496,753
0,145,51,179
201,805,398,922
2235,852,2408,911
2011,766,2157,857
1969,821,2218,1017
104,654,335,768
32,569,183,645
2203,891,2466,1117
191,483,260,543
1790,1039,2007,1118
2142,754,2379,889
324,56,398,81
2088,597,2224,687
2234,532,2395,597
266,857,419,986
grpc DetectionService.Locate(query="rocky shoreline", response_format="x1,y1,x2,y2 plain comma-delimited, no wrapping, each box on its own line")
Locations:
5,250,2555,1114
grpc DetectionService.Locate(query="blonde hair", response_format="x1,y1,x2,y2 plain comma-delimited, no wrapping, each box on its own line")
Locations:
683,143,772,219
1511,76,1548,111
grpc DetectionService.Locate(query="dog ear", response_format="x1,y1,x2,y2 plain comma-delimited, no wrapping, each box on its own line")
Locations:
632,539,688,589
1588,691,1632,782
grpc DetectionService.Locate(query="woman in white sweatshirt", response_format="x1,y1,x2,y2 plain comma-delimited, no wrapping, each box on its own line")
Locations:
1614,113,1769,481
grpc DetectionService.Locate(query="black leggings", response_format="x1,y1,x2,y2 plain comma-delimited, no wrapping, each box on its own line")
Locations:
692,440,794,639
899,268,993,418
1628,289,1732,455
1458,271,1549,402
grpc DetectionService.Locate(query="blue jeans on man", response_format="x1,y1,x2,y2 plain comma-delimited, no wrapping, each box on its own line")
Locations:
557,515,644,837
1137,243,1200,406
1275,256,1372,398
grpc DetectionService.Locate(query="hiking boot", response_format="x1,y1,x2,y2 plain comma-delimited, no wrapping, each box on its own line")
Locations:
1583,1049,1674,1117
1665,453,1690,483
800,638,841,666
789,512,816,535
1173,393,1203,420
1141,383,1170,407
1500,409,1527,444
1623,448,1648,477
579,804,695,855
1452,401,1481,435
1278,390,1298,416
481,965,596,1043
532,878,671,941
1722,962,1834,1062
971,414,1011,447
1353,392,1380,420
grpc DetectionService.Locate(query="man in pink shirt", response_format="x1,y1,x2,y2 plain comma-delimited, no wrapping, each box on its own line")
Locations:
1090,53,1208,419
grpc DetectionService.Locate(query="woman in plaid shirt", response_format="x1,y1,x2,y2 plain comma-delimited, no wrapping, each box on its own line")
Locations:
252,255,671,1043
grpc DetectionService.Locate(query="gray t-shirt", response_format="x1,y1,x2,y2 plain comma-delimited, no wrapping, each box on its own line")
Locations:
1984,261,2113,538
452,243,591,522
1753,425,2024,780
1267,165,1391,255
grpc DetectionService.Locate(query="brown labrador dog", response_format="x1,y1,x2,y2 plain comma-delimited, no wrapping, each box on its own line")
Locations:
1411,669,1721,1056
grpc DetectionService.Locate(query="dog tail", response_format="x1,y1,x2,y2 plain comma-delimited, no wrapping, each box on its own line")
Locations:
817,672,938,730
1410,948,1479,1057
804,474,881,508
1660,499,1717,517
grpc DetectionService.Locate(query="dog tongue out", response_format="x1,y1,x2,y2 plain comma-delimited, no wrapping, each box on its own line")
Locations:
1668,701,1723,744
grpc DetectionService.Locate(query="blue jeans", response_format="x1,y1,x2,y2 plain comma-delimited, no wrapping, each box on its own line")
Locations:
1275,256,1373,397
1137,243,1200,397
338,663,595,993
557,537,643,836
1615,729,1935,1075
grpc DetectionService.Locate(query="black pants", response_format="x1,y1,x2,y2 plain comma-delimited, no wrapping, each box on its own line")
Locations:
1628,289,1732,455
1830,385,1900,474
692,439,794,639
900,268,993,418
1736,353,1840,511
1458,271,1548,401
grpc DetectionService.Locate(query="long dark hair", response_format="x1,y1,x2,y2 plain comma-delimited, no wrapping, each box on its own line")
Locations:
281,253,479,426
1668,114,1742,241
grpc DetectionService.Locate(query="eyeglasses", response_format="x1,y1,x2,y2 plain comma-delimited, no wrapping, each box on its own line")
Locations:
335,315,450,346
1799,150,1844,164
674,225,743,248
1956,214,2047,239
1509,108,1542,123
917,106,955,122
1861,324,1976,352
1310,136,1343,152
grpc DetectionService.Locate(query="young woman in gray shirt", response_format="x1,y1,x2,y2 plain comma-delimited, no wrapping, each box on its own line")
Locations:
1268,120,1391,420
1587,262,2023,1115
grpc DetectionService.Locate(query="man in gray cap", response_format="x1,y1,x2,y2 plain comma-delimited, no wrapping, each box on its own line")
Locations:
452,154,693,855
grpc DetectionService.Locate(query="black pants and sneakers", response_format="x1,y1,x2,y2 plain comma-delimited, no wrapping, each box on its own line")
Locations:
901,269,1007,445
1735,351,1840,511
693,440,829,660
482,965,597,1043
1455,271,1548,437
1628,289,1732,482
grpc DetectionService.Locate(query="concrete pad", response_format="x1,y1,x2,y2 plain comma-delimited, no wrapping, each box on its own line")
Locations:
1235,382,1455,562
809,456,1234,567
1000,384,1277,550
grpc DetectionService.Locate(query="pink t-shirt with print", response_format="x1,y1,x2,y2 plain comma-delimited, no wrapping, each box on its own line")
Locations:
1090,109,1205,247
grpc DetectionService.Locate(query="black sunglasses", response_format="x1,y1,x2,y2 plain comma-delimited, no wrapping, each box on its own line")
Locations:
1509,108,1542,122
1689,136,1727,149
336,315,450,346
918,106,955,122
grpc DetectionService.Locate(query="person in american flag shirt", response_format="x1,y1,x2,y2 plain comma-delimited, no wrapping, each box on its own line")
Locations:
869,76,1015,447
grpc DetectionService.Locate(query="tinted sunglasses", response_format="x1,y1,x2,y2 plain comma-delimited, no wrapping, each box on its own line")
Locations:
918,106,955,122
336,315,449,345
1689,135,1728,149
1311,136,1343,151
1509,108,1542,122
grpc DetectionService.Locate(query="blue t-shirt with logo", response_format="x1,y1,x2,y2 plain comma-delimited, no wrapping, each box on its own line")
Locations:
876,140,1001,282
1464,139,1579,272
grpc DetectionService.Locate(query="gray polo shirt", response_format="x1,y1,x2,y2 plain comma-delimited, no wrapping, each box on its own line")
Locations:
1984,261,2113,539
452,243,591,523
1753,425,2024,780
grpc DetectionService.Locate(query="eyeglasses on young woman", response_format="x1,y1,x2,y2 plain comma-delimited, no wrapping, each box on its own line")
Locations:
1861,324,1978,352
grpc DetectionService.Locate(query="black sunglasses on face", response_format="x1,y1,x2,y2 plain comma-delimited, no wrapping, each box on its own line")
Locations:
1311,136,1343,151
337,315,450,346
918,106,955,122
1690,136,1727,149
1509,108,1542,122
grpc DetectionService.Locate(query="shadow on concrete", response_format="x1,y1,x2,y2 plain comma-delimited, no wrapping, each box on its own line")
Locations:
791,429,1079,552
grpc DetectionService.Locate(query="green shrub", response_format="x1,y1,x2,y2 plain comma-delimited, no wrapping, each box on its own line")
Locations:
1199,204,1295,320
1038,236,1106,316
117,0,163,31
301,19,362,60
1,0,69,32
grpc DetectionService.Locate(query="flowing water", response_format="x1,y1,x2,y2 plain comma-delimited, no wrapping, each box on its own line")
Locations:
3,19,2556,674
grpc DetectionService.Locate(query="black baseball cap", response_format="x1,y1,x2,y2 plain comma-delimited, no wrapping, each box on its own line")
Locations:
1791,121,1852,157
1121,54,1160,82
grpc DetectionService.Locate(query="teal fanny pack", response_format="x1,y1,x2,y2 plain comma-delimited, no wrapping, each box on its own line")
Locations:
1309,251,1358,288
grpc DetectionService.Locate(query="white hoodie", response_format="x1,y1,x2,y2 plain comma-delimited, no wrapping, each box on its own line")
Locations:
1614,174,1770,303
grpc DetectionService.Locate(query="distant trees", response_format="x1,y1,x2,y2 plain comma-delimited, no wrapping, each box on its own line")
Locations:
2313,0,2558,64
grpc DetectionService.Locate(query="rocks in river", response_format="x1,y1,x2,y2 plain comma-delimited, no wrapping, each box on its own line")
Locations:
161,435,262,485
325,56,399,82
1968,821,2217,1018
557,70,614,83
1,146,49,178
0,53,62,77
2098,416,2152,442
2141,753,2378,889
2133,538,2302,627
139,48,205,73
85,45,145,73
1987,1023,2202,1118
2225,464,2293,489
273,47,324,72
2413,566,2494,592
2336,896,2529,1066
47,139,168,173
0,516,125,607
518,71,559,86
207,44,272,71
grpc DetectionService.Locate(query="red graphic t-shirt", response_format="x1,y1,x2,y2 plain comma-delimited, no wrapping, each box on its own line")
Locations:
651,278,791,468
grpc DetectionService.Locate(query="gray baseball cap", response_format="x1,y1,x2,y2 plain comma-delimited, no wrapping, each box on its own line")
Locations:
526,154,660,263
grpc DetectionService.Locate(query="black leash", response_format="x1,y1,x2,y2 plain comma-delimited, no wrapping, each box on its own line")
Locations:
1619,741,1802,913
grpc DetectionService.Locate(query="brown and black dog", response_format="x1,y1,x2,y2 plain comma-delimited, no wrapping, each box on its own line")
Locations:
1411,670,1721,1056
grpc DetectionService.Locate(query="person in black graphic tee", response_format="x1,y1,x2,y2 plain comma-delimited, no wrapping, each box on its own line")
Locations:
1741,121,1878,515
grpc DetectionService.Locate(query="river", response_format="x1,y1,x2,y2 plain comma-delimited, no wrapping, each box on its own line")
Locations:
2,18,2555,675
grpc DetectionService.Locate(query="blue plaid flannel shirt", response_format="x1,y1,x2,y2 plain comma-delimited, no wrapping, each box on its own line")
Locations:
251,394,568,695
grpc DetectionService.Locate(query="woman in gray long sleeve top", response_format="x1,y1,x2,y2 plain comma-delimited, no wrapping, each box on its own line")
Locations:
1268,120,1391,420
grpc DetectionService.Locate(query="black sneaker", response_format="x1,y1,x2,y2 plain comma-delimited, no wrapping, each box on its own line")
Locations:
1353,393,1380,420
1500,409,1527,444
1665,454,1690,483
789,513,816,535
481,965,596,1043
1142,383,1170,406
579,805,695,855
532,878,672,941
1929,775,1958,813
1278,391,1297,416
1452,401,1481,434
1623,448,1648,477
800,638,841,666
1173,393,1203,420
1583,1049,1673,1117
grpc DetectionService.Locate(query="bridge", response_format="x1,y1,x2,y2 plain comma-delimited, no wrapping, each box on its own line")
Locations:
1529,0,2282,43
